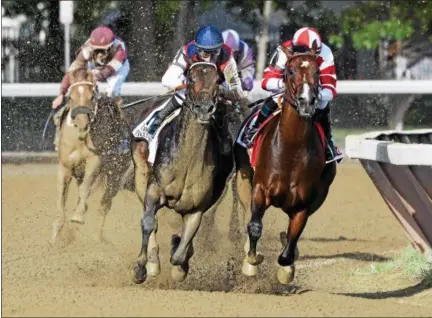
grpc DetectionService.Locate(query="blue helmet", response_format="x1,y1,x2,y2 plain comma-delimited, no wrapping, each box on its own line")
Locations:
195,25,224,51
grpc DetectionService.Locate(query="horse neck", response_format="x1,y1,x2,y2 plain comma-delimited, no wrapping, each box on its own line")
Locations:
175,107,212,164
279,100,311,143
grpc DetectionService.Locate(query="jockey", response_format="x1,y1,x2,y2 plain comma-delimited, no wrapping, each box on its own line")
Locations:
52,26,129,109
147,24,247,155
244,27,343,163
51,26,130,151
222,29,255,91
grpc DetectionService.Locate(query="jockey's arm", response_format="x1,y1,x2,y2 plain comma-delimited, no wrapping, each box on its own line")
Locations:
261,46,287,93
161,47,187,90
58,49,89,96
220,55,247,101
317,44,337,109
239,46,255,91
93,43,127,82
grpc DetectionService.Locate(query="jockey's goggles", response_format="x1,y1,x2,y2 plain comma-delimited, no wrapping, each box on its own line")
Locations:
197,47,221,56
93,48,109,55
293,45,313,53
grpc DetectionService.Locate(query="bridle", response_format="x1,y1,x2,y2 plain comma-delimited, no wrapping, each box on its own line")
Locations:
68,80,98,124
184,62,220,113
282,53,320,111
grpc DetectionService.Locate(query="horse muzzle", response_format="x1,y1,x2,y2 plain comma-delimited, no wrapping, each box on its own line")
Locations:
192,102,216,124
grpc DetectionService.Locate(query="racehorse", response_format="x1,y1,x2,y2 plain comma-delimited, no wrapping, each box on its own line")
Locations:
239,41,337,284
52,66,132,245
131,60,234,284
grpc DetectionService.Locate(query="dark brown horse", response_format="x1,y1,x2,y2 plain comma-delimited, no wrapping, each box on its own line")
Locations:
131,61,234,283
241,41,337,284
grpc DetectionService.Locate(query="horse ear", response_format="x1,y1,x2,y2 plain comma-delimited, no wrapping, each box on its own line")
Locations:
311,40,318,55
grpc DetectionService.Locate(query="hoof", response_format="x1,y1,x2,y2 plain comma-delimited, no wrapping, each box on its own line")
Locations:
70,214,85,224
146,262,161,277
171,265,187,282
246,252,264,266
277,264,295,285
131,264,147,284
242,258,258,276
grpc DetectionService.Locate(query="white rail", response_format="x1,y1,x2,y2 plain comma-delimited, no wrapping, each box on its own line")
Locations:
2,80,432,97
345,129,432,165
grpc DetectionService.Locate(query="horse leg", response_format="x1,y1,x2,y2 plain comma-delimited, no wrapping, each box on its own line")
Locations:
70,155,101,223
277,209,308,285
234,145,253,235
170,211,203,282
52,163,72,244
132,184,160,284
96,178,121,242
132,140,150,204
146,215,160,277
242,185,267,276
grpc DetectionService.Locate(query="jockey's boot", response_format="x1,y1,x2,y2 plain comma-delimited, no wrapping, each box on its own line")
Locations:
214,105,232,156
316,106,343,163
243,97,278,147
147,96,182,138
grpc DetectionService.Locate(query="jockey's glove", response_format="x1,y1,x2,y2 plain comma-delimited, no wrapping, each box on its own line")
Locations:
218,85,247,102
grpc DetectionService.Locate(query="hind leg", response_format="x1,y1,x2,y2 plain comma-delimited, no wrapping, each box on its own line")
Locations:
277,209,308,285
170,211,203,282
96,177,122,242
234,145,254,234
52,163,72,244
243,185,267,276
132,140,150,204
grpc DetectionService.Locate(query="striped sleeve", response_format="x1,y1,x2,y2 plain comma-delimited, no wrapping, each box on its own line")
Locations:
261,46,287,92
317,44,337,101
107,39,127,72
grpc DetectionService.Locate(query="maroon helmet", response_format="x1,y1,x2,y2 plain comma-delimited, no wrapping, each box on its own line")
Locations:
89,26,115,49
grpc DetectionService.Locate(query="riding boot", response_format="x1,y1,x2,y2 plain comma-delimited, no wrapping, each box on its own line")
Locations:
244,97,278,147
214,105,232,156
147,95,182,137
316,106,343,163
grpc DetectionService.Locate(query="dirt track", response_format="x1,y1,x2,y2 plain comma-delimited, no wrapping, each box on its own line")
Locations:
2,162,431,317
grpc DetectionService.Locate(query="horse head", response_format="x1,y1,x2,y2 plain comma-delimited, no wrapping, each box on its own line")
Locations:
184,60,220,124
281,40,320,119
68,67,97,137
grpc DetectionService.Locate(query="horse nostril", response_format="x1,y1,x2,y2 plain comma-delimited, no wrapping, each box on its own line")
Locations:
208,105,215,114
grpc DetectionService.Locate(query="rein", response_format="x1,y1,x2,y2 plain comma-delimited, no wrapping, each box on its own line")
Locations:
69,80,98,122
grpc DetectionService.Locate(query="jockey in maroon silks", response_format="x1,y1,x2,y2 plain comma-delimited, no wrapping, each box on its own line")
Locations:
51,26,130,151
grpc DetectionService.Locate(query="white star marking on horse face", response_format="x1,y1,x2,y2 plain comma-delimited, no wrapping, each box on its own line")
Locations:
301,60,310,68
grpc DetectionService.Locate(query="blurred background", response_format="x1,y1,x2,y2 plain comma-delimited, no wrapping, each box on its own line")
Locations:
2,0,432,152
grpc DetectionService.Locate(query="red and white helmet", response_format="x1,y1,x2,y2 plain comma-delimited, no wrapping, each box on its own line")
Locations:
293,27,322,53
89,26,115,50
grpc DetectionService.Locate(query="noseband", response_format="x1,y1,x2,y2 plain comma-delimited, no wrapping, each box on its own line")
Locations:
69,80,97,123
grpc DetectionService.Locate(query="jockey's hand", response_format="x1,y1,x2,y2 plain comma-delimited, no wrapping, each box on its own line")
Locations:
232,86,247,101
52,94,64,109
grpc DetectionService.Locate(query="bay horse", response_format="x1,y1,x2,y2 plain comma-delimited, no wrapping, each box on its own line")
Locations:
240,41,337,284
52,66,132,245
131,61,234,283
